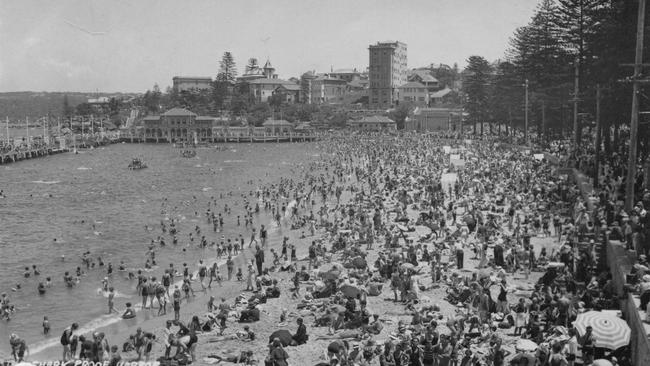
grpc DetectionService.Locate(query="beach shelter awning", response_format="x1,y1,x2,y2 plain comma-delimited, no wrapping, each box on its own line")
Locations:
573,311,630,350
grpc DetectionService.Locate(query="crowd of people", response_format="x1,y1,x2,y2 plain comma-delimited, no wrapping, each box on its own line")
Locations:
4,129,649,366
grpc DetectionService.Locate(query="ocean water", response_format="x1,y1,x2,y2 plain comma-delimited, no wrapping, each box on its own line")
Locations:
0,142,319,359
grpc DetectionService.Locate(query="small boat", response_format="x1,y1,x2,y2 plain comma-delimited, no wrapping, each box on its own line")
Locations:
128,158,147,170
180,149,196,158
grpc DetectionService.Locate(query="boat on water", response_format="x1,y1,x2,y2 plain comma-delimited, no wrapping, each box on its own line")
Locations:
128,158,147,170
180,149,196,158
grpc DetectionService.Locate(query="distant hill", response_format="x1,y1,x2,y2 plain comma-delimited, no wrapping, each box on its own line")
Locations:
0,92,140,123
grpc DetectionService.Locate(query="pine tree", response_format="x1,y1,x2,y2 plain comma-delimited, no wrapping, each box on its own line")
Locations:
216,52,237,83
462,55,492,135
213,52,237,112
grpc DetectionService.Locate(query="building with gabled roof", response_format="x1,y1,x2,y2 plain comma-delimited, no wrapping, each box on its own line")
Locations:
398,81,429,106
262,119,294,135
404,107,463,132
141,108,214,143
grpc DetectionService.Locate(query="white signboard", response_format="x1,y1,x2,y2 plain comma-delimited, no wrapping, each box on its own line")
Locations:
443,146,451,154
450,158,465,167
441,173,458,193
450,154,461,161
533,154,545,161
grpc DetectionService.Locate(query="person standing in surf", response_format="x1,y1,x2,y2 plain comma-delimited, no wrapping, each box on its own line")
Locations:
108,287,116,314
60,322,79,362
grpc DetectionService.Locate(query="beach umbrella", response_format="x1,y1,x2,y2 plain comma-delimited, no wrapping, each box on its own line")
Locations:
401,263,415,271
592,360,613,366
340,284,362,298
515,339,538,352
269,329,293,346
573,311,631,350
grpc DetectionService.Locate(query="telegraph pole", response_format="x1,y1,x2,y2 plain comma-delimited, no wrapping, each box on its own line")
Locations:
594,84,602,188
625,0,647,211
524,79,529,145
573,57,580,147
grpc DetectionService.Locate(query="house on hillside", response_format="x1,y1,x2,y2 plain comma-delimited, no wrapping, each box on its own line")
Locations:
398,81,429,106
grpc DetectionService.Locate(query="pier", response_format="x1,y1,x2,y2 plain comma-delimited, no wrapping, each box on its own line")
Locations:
0,147,69,165
0,131,319,165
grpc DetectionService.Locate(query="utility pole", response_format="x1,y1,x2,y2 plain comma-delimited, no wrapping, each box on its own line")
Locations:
541,99,546,143
625,0,647,211
595,84,602,189
573,57,580,147
524,79,529,145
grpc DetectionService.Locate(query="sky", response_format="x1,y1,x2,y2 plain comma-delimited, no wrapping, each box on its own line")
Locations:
0,0,540,93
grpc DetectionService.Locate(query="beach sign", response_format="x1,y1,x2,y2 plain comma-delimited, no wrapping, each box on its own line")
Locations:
450,158,465,168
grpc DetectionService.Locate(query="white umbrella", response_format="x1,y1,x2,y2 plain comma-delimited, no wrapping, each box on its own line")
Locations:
515,339,538,352
573,311,631,350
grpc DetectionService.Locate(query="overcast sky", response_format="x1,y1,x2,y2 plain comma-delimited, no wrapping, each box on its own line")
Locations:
0,0,539,93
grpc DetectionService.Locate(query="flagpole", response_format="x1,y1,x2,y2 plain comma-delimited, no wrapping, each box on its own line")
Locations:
5,117,9,145
26,116,30,148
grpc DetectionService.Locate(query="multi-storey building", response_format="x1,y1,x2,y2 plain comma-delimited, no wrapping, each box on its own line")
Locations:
172,77,213,92
368,41,407,109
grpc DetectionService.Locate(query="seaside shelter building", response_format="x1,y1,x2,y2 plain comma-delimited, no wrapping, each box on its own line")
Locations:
262,119,294,135
404,107,463,132
142,108,215,143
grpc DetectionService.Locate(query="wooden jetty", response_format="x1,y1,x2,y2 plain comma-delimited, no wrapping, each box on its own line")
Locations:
0,147,69,165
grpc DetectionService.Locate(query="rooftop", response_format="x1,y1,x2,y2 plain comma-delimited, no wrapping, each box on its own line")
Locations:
413,107,462,116
276,84,301,91
173,76,212,81
161,108,197,117
332,68,359,74
398,81,426,89
430,88,452,98
263,119,293,126
354,115,395,123
369,41,407,49
408,70,439,83
247,78,296,85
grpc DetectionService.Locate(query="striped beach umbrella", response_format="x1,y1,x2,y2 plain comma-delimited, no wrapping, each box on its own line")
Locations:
573,311,631,350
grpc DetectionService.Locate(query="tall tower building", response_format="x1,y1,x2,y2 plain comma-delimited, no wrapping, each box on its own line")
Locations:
368,41,407,109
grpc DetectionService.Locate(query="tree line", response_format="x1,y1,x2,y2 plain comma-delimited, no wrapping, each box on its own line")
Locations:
462,0,648,152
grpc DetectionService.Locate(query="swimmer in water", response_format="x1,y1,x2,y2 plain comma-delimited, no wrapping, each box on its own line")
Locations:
108,287,116,314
